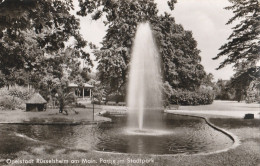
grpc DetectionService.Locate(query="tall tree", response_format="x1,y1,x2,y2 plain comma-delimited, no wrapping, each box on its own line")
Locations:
213,0,260,100
154,13,206,91
78,0,206,95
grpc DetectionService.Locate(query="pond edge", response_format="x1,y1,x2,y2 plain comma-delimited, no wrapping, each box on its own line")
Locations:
94,111,241,157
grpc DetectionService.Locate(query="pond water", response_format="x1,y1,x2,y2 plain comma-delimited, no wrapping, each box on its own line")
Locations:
0,114,233,155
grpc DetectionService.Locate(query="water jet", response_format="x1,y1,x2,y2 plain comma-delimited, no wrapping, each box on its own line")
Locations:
127,22,163,132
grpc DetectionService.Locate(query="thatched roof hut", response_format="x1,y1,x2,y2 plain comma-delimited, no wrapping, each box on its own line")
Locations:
26,93,47,111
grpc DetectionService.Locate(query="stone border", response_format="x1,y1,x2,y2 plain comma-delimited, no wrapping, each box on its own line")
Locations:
0,120,110,125
0,111,240,157
169,113,236,142
94,111,240,156
162,112,241,155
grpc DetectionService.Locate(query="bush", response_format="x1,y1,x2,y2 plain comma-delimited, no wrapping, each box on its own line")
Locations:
106,94,125,103
0,85,35,110
162,81,174,107
170,89,214,105
245,90,259,103
0,96,25,110
0,96,15,110
7,85,35,100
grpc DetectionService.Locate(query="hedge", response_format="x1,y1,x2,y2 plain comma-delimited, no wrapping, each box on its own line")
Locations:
170,89,214,105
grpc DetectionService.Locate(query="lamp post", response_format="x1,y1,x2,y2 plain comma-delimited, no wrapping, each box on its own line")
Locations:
92,91,94,121
92,100,94,121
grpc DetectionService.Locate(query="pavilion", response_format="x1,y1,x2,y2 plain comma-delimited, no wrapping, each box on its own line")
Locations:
68,83,94,100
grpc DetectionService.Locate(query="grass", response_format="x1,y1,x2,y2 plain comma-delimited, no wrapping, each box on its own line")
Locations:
177,100,260,111
0,105,109,124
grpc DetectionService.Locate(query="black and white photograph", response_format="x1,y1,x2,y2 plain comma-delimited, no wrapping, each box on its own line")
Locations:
0,0,259,165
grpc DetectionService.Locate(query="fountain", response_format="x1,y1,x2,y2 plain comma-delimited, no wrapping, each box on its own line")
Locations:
0,24,235,156
127,22,163,132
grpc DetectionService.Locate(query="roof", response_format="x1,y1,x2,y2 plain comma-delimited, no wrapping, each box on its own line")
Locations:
83,83,94,88
68,83,94,88
68,83,78,88
26,93,47,104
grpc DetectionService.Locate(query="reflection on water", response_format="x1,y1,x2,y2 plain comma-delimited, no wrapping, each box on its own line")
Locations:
0,114,233,155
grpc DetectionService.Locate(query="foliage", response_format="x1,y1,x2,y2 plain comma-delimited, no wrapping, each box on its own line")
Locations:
0,85,35,110
162,81,174,107
155,13,206,90
214,79,236,100
37,48,86,101
0,96,18,110
245,77,260,103
91,81,106,103
78,0,206,95
201,73,214,87
213,0,260,101
7,85,35,100
0,0,92,91
170,89,214,105
106,95,125,103
229,66,259,102
213,0,260,70
90,0,159,95
55,80,76,114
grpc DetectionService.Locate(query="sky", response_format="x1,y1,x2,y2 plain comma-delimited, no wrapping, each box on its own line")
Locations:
74,0,237,81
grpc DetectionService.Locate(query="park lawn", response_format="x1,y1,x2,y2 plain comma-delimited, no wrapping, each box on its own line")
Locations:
0,105,109,124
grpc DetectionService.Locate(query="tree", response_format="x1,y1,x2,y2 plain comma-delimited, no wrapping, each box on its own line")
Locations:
213,0,260,101
78,0,206,95
215,79,235,100
37,47,86,113
201,73,214,87
154,13,206,91
229,65,259,102
214,0,259,69
90,0,160,96
55,80,76,114
0,0,92,88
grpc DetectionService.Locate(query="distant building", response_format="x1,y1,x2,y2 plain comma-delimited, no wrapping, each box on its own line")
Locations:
68,83,94,100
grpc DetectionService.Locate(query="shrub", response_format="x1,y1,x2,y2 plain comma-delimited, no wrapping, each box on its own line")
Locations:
56,88,76,113
0,85,35,110
0,96,15,110
0,96,24,110
170,89,214,105
245,90,259,103
106,94,125,103
8,85,35,100
162,81,174,107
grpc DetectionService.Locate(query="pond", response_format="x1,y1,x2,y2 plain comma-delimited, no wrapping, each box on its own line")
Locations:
0,114,233,155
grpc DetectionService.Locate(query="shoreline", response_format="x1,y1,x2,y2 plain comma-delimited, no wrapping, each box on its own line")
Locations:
0,100,259,124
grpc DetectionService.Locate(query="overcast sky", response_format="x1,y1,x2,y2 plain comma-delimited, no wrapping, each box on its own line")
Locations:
75,0,236,81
